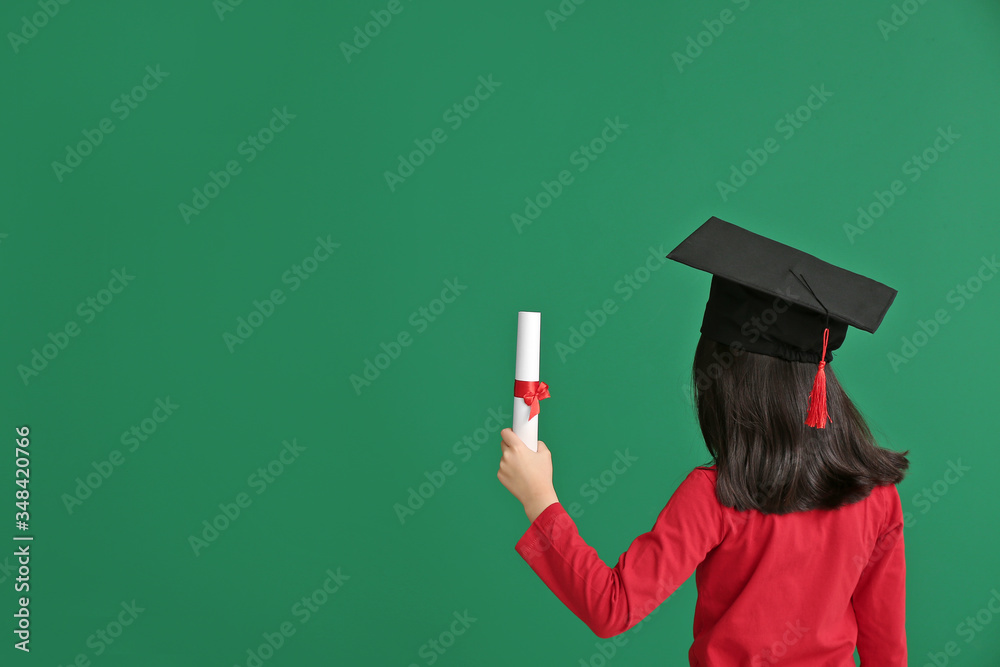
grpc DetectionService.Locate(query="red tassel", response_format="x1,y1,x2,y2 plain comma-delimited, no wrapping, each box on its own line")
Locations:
805,327,830,429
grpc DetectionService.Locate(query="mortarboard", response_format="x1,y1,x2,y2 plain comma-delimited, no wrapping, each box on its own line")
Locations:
666,216,897,428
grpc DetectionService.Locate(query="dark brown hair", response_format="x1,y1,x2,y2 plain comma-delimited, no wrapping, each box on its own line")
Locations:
692,336,909,514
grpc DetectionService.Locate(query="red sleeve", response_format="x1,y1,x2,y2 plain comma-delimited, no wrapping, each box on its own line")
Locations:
514,468,725,638
852,484,907,665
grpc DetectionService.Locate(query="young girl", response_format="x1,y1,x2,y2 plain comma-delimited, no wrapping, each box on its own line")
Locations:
498,218,910,665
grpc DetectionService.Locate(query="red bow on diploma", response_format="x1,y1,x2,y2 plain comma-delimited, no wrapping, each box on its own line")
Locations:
514,380,550,420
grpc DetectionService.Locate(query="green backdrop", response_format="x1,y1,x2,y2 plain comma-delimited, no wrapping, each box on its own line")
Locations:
3,0,1000,664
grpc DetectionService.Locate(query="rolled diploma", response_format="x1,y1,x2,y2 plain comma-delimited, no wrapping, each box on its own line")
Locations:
513,311,540,452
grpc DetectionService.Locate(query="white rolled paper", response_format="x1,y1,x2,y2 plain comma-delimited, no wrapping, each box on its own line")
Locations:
513,311,541,452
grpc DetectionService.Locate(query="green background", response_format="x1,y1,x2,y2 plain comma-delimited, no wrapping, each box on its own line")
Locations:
3,0,999,664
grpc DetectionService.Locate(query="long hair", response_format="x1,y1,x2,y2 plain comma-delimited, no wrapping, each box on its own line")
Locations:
692,336,909,514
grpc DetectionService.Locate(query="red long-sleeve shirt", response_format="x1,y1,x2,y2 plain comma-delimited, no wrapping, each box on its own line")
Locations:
515,466,906,665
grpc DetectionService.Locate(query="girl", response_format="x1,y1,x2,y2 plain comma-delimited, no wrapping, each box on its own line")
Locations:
498,217,910,665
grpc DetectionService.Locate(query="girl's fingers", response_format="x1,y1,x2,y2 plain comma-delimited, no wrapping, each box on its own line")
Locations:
500,428,523,450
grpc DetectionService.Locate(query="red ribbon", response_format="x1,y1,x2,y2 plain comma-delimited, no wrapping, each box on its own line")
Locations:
514,380,550,420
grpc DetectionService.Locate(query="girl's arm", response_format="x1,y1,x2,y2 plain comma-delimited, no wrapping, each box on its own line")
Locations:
852,485,907,665
497,429,725,638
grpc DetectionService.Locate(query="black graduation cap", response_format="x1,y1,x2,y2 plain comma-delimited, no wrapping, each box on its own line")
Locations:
667,216,897,428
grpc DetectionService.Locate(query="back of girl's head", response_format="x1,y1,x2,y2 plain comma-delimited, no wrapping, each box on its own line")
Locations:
692,335,909,514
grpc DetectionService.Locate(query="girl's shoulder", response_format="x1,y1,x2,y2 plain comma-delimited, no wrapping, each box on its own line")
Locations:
682,465,719,491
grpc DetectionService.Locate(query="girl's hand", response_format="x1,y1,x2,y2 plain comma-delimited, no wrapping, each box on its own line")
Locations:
497,428,559,522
